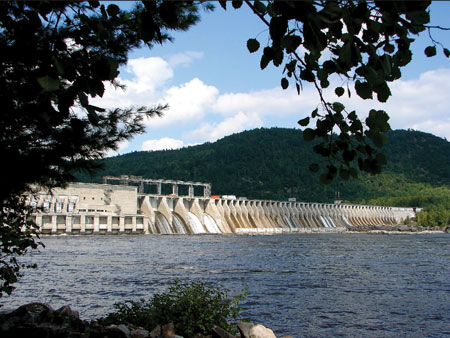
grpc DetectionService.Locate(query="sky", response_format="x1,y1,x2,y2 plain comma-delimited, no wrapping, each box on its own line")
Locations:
92,2,450,156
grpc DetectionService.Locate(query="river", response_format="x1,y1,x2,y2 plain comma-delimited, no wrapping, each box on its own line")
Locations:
1,234,449,337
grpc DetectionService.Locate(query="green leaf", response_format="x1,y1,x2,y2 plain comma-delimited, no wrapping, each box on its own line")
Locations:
106,4,120,16
376,153,387,165
366,109,390,132
260,54,270,70
281,78,289,89
37,76,60,92
298,117,310,126
335,87,345,97
374,82,391,103
273,48,284,66
253,1,267,14
355,80,373,99
281,35,302,53
332,102,345,113
247,39,260,53
444,48,450,58
311,108,318,118
232,1,243,9
303,128,315,141
424,46,436,57
260,47,274,70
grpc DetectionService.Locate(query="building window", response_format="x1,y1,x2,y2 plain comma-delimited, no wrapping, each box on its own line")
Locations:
67,202,75,212
56,201,63,213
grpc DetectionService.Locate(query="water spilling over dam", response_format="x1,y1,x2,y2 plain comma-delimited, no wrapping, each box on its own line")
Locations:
28,176,416,235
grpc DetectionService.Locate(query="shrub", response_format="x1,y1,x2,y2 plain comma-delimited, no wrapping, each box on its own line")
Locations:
101,279,247,337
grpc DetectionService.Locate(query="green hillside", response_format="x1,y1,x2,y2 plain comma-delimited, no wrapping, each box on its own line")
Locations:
75,128,450,226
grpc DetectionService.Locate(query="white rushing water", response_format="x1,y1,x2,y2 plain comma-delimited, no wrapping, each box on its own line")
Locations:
155,213,173,234
172,214,187,234
326,217,337,228
204,214,221,234
188,212,206,234
320,216,330,227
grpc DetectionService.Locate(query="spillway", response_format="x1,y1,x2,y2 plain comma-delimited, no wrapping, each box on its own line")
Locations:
28,182,419,235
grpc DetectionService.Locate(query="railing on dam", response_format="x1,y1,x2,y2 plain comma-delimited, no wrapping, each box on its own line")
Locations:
28,182,417,235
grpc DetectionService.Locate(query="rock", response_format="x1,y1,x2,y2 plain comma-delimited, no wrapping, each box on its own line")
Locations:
106,324,132,338
131,328,150,338
211,325,236,338
237,321,254,338
150,325,162,338
56,305,79,321
162,322,175,338
248,324,277,338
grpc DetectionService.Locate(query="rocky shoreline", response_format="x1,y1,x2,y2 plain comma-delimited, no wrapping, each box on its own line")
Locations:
0,303,290,338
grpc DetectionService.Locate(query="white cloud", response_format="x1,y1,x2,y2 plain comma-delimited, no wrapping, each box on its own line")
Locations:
148,78,219,127
189,111,263,142
90,57,173,110
142,137,184,151
123,57,173,94
167,51,204,68
331,68,450,139
213,86,318,117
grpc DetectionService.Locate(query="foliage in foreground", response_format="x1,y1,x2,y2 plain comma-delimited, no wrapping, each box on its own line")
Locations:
100,280,247,337
0,196,43,299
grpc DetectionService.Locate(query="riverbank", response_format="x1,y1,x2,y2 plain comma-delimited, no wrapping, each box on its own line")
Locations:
0,302,288,338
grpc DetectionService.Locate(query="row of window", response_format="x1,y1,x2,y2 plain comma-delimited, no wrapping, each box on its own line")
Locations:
39,215,144,225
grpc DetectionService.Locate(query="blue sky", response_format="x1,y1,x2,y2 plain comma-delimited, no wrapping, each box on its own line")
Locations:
93,2,450,156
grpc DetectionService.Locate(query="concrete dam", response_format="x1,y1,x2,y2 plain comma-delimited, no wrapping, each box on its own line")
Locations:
29,176,416,235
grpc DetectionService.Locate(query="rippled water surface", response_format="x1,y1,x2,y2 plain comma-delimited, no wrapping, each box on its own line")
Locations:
2,234,449,337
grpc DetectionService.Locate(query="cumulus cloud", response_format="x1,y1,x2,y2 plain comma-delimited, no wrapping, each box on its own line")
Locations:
91,53,450,150
332,68,450,139
142,137,184,151
188,111,264,142
148,78,219,127
90,56,173,110
213,87,318,116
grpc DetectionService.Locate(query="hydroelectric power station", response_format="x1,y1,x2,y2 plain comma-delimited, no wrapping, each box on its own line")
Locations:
28,175,416,235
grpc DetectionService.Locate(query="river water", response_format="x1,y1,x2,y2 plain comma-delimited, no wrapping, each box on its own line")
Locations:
1,234,449,337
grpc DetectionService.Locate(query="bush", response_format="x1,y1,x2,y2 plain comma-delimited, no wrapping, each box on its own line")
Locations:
100,279,247,337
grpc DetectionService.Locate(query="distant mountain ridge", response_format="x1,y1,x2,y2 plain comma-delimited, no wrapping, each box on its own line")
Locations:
76,128,450,206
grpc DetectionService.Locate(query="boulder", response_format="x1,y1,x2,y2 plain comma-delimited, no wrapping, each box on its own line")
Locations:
105,324,132,338
237,321,254,338
248,324,277,338
162,322,175,338
211,325,236,338
131,328,150,338
150,325,162,338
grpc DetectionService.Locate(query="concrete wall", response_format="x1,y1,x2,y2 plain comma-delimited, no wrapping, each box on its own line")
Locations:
29,183,418,235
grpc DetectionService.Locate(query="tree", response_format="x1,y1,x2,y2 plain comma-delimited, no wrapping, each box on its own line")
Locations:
0,0,210,297
222,0,446,184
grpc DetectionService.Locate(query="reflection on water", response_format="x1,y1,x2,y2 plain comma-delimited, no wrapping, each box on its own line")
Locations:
1,234,449,337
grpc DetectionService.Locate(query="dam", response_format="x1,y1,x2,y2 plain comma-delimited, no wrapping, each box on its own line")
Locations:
28,176,417,235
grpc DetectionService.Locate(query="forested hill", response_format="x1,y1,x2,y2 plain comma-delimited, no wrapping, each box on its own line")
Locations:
76,128,450,206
